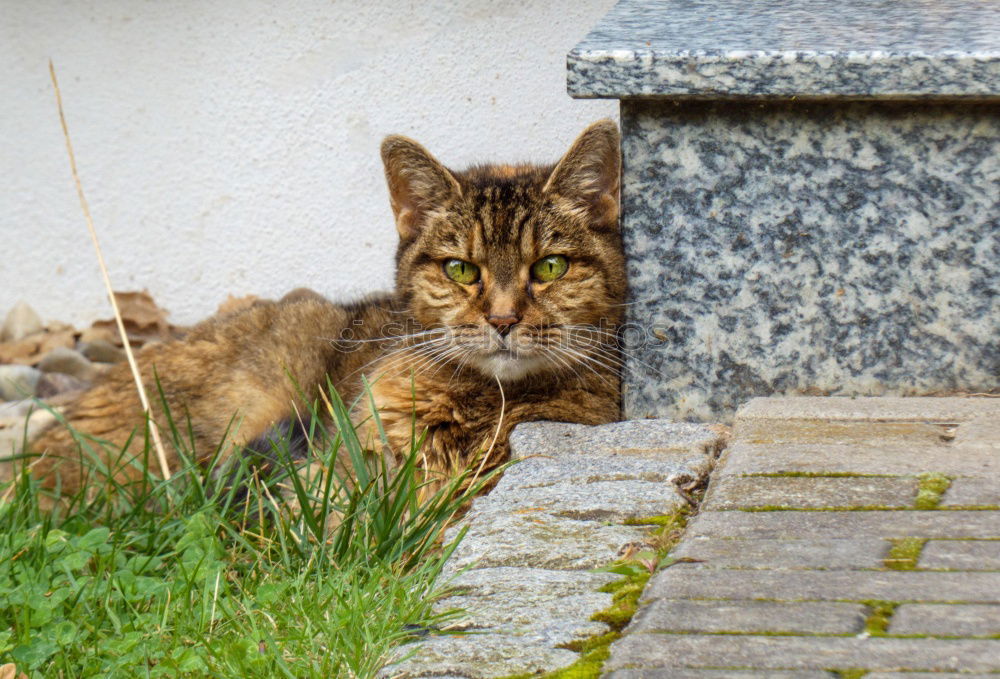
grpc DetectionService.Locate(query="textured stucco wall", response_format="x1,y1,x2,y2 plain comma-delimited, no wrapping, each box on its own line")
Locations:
1,0,617,326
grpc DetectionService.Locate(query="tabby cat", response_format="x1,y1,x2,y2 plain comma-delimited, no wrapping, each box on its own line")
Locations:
21,119,625,505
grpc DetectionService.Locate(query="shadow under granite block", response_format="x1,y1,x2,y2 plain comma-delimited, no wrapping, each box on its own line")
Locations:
620,99,999,420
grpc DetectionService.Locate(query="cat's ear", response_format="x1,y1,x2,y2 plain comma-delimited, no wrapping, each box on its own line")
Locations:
381,136,462,240
543,119,621,228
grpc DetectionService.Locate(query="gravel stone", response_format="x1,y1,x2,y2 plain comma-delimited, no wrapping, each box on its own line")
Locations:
0,365,41,400
720,442,999,477
890,603,1000,637
703,475,919,510
687,510,1000,540
918,540,1000,570
444,511,650,572
604,635,1000,672
37,347,97,381
642,567,1000,604
940,477,1000,507
670,537,888,570
1,301,43,342
628,599,867,635
78,339,126,364
36,372,90,398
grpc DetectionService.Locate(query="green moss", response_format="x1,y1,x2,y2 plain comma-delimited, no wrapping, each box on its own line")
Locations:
623,514,679,526
861,600,898,636
884,537,926,570
498,510,691,679
915,473,951,509
836,670,868,678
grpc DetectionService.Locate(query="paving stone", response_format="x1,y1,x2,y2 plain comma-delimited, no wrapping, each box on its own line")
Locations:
670,537,888,570
867,676,997,679
940,477,1000,507
379,633,577,678
704,476,919,510
443,511,650,572
435,567,614,643
918,540,1000,570
510,420,723,458
687,510,1000,540
628,599,867,635
603,635,1000,672
952,415,1000,452
720,442,1000,477
607,672,837,679
890,603,1000,637
737,397,1000,424
642,567,1000,604
473,478,688,522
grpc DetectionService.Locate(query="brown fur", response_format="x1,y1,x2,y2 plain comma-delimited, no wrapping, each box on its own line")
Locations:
23,120,625,505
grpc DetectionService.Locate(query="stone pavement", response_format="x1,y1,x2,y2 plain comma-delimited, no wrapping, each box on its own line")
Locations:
381,420,727,678
605,396,1000,676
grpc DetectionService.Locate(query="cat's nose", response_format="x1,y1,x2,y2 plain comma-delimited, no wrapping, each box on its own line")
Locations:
487,313,520,337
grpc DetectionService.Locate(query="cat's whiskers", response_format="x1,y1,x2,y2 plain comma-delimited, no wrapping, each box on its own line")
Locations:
369,340,453,379
345,335,450,381
563,329,669,379
547,344,617,388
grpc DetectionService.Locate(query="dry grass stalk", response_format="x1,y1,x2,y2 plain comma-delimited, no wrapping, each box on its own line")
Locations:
48,60,172,481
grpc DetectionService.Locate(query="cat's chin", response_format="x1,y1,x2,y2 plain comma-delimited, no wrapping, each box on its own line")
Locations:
473,352,550,383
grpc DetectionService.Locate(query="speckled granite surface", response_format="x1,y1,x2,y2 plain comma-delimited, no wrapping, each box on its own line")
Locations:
619,99,1000,421
569,0,1000,98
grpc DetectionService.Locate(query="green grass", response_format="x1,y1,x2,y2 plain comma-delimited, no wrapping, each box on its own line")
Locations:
0,383,496,678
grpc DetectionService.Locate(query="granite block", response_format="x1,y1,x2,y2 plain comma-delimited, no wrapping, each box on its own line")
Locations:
736,397,1000,423
617,99,1000,420
569,0,1000,98
606,672,837,679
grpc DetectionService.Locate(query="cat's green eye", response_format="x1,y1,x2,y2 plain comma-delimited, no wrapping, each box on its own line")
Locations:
444,259,480,284
531,255,569,282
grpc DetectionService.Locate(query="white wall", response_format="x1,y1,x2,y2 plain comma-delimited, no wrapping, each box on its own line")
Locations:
1,0,617,327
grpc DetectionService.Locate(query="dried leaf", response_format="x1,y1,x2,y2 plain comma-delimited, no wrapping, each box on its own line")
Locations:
0,336,41,365
0,662,28,679
91,290,181,346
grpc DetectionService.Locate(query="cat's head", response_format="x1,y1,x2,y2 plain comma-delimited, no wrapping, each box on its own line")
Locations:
381,120,625,383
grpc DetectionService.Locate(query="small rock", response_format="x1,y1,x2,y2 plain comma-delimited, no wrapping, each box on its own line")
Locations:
1,302,43,343
37,347,97,381
79,339,126,364
36,372,90,398
0,365,41,400
78,325,118,345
